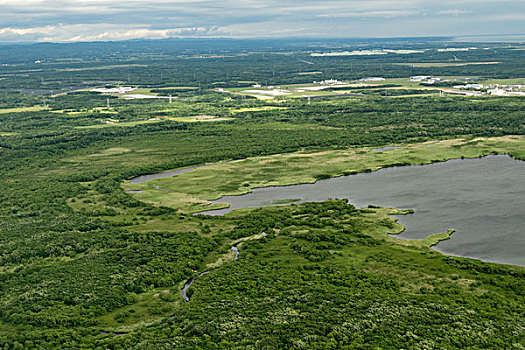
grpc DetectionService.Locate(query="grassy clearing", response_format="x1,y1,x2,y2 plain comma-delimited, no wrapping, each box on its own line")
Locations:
95,287,180,331
481,78,525,85
51,107,119,115
86,147,131,157
0,106,47,114
123,136,524,213
67,186,234,235
76,115,232,128
167,115,232,122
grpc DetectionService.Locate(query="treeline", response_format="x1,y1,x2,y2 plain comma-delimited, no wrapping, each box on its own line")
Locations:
1,40,524,90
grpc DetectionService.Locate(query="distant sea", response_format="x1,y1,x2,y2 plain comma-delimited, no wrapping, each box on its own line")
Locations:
452,34,525,42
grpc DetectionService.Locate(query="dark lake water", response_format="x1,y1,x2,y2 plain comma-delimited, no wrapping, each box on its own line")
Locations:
199,155,525,266
129,165,204,184
129,160,240,184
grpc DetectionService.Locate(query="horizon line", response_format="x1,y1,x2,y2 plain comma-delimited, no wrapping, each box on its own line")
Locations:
1,33,525,46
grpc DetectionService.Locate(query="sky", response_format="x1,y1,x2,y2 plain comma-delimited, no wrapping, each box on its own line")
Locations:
0,0,524,42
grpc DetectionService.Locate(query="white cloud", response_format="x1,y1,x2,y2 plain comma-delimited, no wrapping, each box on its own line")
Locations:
0,26,57,35
0,24,214,42
317,10,421,19
0,0,523,41
481,13,525,21
436,9,472,16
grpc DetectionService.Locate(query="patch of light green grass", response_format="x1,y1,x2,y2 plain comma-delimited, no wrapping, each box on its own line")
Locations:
0,106,47,114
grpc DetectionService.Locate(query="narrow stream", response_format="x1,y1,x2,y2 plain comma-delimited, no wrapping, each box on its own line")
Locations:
180,248,238,303
180,277,195,303
231,246,239,260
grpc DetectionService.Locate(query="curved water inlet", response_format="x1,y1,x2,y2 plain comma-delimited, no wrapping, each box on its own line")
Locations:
129,159,241,184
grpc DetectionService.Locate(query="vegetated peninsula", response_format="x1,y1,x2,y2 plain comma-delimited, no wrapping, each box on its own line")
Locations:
0,38,523,349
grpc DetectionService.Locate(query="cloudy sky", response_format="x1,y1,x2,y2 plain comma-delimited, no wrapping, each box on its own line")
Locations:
0,0,524,42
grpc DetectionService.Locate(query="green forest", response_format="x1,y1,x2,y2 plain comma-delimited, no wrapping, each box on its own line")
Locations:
0,38,524,349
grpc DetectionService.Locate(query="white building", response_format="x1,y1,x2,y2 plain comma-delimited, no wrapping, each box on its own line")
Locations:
314,79,342,85
91,87,135,94
359,77,385,82
454,84,484,90
410,76,432,82
488,89,525,96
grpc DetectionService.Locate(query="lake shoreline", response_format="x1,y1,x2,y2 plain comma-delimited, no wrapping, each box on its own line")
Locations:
196,153,521,215
124,136,524,215
197,155,525,267
123,137,524,266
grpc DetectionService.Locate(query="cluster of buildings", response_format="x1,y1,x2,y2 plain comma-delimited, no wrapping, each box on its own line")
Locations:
358,77,385,82
453,84,484,90
452,83,524,96
487,85,525,96
313,79,343,85
408,76,525,96
410,76,445,84
219,75,524,99
91,86,135,94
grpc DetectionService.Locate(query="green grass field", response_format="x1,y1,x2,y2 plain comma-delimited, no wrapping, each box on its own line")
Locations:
76,115,232,128
0,106,47,114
